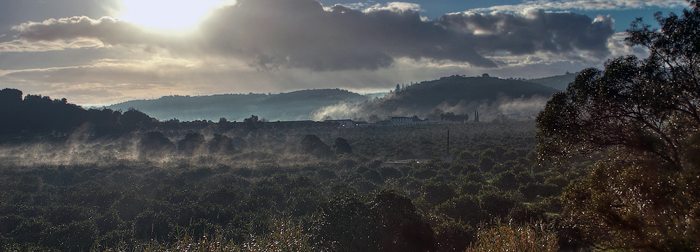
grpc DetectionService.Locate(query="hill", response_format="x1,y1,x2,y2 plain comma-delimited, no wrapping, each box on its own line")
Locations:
312,75,559,121
526,72,578,91
108,75,560,122
108,89,368,121
384,75,557,110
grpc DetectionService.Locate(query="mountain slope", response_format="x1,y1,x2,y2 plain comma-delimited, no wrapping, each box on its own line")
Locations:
385,75,558,109
311,75,559,121
109,75,560,122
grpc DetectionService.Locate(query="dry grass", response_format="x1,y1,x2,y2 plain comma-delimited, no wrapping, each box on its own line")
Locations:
466,221,559,252
101,219,312,252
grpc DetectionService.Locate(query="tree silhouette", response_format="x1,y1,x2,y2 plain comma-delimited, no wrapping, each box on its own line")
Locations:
207,134,236,155
537,2,700,250
301,135,333,157
138,131,176,159
333,137,352,154
177,133,205,156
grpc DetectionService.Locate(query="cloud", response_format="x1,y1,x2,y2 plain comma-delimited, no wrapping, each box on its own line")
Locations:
438,9,615,59
7,0,616,72
360,2,424,13
12,16,172,46
1,52,603,107
606,31,649,58
0,37,103,52
470,0,689,12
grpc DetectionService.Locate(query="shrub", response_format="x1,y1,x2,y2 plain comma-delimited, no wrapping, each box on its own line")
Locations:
479,192,518,219
435,195,485,226
421,182,456,206
465,221,559,252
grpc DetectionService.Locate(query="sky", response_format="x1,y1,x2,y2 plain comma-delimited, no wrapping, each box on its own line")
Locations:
0,0,690,106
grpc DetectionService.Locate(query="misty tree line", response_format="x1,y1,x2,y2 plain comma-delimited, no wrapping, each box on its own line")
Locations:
0,88,157,140
1,119,570,251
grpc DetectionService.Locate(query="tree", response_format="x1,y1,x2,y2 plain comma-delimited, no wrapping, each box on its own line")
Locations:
177,133,205,156
334,137,352,154
138,131,176,159
207,134,236,155
244,115,259,131
536,2,700,250
300,135,333,157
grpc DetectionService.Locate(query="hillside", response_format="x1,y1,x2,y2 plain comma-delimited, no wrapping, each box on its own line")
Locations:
109,75,560,122
526,72,578,91
108,89,367,121
385,75,558,109
312,75,559,121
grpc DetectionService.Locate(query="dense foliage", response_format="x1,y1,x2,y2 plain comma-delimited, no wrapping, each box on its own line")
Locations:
537,1,700,250
0,101,572,251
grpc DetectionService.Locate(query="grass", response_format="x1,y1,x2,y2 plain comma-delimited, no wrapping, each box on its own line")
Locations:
466,220,559,252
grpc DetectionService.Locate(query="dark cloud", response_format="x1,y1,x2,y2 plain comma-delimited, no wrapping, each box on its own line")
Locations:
439,10,615,58
11,0,615,71
14,16,160,45
195,1,494,70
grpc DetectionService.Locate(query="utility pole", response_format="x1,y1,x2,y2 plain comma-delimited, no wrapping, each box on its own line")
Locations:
447,130,450,159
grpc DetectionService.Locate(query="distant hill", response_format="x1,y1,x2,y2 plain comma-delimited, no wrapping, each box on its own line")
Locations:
108,89,368,121
310,75,560,121
526,72,578,91
383,75,557,110
109,75,561,122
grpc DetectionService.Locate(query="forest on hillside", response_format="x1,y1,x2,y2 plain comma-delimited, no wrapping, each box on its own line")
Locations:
1,3,700,251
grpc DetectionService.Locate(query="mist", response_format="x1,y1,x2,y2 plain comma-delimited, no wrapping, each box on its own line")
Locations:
311,94,550,122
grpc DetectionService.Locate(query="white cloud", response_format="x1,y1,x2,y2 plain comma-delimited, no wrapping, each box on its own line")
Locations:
469,0,689,12
0,38,103,53
361,2,423,13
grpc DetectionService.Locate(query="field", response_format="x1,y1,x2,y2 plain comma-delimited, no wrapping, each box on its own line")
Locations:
0,120,572,251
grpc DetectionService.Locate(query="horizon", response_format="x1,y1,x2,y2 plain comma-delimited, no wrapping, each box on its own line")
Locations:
16,71,568,109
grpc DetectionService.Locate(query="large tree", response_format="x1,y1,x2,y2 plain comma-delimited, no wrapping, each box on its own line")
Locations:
536,1,700,250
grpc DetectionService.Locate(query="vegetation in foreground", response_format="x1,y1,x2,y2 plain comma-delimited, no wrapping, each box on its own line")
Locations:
1,118,567,251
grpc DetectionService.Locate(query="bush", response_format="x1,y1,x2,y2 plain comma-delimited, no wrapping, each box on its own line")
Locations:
361,169,384,184
492,171,519,191
479,192,518,219
45,220,99,251
379,167,402,180
411,167,437,179
458,181,483,196
421,182,456,206
465,221,559,252
133,211,172,242
433,219,476,252
519,183,560,201
350,177,378,193
435,195,485,226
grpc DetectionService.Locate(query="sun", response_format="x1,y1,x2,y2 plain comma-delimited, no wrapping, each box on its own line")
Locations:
119,0,229,30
